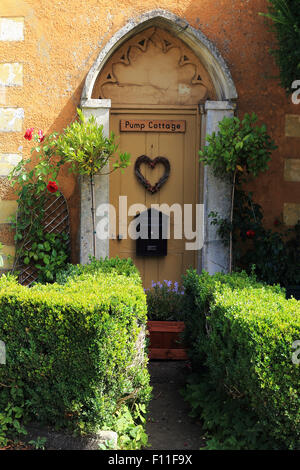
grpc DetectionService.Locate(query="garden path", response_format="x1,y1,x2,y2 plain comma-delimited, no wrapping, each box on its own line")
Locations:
146,361,206,450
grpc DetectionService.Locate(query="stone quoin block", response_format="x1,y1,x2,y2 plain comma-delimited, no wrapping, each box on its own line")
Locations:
284,159,300,182
0,17,24,41
0,200,18,224
283,203,300,226
0,86,6,105
285,115,300,138
0,63,23,87
0,153,22,176
0,107,24,132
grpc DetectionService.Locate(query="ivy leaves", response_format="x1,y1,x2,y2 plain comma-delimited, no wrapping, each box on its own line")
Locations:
22,233,69,282
199,113,277,272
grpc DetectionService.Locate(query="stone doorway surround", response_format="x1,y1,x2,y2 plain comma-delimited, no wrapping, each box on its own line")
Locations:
79,10,237,275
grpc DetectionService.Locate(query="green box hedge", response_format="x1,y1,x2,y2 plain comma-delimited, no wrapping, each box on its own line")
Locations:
0,257,151,435
183,270,300,449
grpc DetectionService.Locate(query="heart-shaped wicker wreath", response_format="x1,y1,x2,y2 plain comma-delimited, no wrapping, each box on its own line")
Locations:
134,155,171,194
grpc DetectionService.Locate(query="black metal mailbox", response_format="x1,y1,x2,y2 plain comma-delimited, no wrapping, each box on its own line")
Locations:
136,208,167,257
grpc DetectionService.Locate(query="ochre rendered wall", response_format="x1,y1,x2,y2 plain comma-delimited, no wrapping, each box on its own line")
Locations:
0,0,299,268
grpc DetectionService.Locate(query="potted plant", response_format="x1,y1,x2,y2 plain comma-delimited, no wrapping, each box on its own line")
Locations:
145,280,187,360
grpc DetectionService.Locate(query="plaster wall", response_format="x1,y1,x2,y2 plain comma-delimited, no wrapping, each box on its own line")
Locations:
0,0,299,267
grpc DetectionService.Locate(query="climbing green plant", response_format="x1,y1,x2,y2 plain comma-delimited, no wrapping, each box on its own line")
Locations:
0,261,151,443
210,189,300,285
8,128,68,281
199,113,277,271
8,109,131,281
22,232,69,283
260,0,300,94
0,403,27,448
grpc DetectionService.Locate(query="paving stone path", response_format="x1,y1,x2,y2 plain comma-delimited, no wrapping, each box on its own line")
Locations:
146,361,206,450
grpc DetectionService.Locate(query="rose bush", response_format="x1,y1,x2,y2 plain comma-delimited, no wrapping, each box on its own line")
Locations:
24,128,34,141
8,128,68,282
46,181,59,193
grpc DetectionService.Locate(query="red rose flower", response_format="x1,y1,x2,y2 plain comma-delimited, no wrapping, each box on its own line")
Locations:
38,129,45,142
274,219,280,226
24,128,34,141
246,229,255,239
47,181,58,193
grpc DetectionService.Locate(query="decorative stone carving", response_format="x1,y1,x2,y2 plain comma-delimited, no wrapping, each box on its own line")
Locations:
92,27,216,105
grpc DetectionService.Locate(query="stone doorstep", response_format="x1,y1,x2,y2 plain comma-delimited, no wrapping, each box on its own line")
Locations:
25,423,118,450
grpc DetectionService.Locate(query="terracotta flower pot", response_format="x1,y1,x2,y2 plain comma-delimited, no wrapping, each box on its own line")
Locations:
147,320,187,360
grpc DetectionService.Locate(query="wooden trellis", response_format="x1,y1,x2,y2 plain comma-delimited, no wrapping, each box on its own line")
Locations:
16,192,70,286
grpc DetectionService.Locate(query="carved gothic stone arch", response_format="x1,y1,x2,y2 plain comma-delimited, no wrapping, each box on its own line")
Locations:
92,27,217,105
80,10,238,275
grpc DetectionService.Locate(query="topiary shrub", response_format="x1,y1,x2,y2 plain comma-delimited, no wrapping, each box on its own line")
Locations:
182,269,300,449
199,113,276,272
0,258,151,446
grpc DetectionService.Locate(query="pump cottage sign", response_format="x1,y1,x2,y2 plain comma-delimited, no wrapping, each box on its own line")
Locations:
120,119,186,133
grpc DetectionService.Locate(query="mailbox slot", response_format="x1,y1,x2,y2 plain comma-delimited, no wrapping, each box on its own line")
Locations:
136,209,167,257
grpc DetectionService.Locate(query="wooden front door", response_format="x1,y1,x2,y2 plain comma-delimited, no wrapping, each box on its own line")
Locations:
109,106,201,287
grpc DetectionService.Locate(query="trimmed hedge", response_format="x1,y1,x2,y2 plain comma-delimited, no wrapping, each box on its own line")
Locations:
56,256,141,284
0,258,151,435
183,270,300,449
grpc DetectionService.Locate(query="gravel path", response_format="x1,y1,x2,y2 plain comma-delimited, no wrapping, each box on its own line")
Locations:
146,361,206,450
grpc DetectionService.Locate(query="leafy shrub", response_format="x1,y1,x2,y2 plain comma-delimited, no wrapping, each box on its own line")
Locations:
0,259,151,445
260,1,300,94
145,280,185,321
184,373,283,450
0,403,27,447
23,231,70,283
199,113,275,179
211,188,300,286
199,113,276,272
111,403,148,450
56,108,130,177
240,218,300,287
182,270,300,449
56,256,140,284
8,128,69,281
